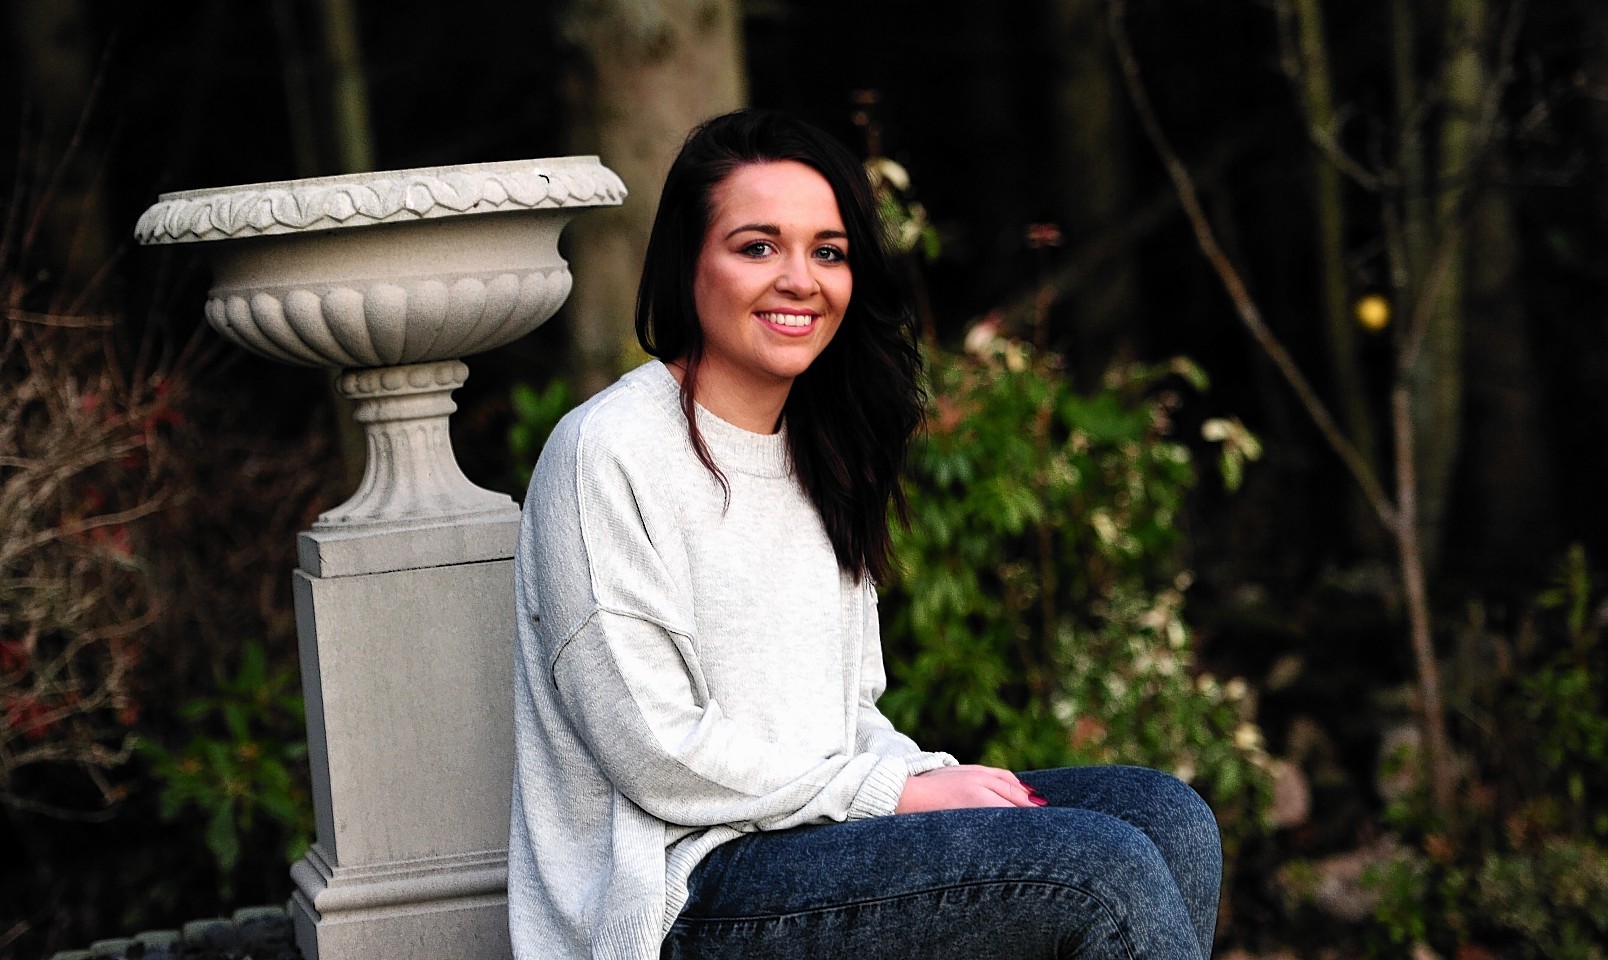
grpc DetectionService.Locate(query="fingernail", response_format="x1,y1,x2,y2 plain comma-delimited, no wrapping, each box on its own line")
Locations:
1029,796,1049,806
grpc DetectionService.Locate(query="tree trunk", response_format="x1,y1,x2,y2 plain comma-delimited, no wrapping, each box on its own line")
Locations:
1570,0,1608,476
1409,0,1488,574
1391,377,1457,814
1385,0,1458,794
8,0,115,304
1287,0,1382,551
1043,0,1137,382
562,0,747,397
316,0,375,175
1458,184,1553,581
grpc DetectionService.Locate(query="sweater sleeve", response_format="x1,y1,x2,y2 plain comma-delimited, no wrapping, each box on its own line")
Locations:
853,583,958,772
550,611,914,829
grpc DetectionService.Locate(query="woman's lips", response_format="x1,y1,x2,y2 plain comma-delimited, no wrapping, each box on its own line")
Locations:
756,310,817,335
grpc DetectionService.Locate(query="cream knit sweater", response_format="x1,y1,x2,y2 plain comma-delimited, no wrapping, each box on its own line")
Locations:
509,361,954,960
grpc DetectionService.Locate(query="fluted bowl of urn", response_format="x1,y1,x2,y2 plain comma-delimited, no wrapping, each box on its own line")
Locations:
136,156,626,532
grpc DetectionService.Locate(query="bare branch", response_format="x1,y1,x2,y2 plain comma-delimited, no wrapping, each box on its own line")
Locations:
1275,0,1388,191
1107,0,1399,532
5,308,118,329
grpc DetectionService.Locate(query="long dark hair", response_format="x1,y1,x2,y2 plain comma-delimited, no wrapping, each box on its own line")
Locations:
635,108,923,583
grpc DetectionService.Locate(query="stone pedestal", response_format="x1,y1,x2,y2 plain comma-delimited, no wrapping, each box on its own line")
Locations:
289,520,518,960
136,157,625,960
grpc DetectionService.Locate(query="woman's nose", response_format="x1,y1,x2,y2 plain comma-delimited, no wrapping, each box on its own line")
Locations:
774,252,819,296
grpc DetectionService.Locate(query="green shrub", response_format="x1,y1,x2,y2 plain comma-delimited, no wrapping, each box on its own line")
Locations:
508,379,574,492
137,640,312,892
1476,841,1608,960
1526,545,1608,836
1365,545,1608,958
878,339,1272,850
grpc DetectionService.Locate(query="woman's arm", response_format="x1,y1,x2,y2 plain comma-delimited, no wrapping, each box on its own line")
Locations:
852,583,949,760
545,608,915,830
851,583,1039,813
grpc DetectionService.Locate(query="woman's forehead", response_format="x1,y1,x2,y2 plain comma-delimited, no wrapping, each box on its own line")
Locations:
706,161,844,232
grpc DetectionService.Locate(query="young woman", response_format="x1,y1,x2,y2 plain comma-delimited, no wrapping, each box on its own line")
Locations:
510,109,1222,960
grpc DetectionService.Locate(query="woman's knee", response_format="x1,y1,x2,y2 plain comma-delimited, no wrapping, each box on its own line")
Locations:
1029,766,1217,835
1133,768,1218,832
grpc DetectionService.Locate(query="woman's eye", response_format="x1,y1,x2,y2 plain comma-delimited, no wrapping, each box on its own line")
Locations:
813,245,847,264
740,241,774,257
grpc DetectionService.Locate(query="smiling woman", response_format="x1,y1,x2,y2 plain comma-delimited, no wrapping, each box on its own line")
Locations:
508,109,1223,960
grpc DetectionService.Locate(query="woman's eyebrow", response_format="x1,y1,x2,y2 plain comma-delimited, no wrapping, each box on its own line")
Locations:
724,222,780,240
722,223,849,242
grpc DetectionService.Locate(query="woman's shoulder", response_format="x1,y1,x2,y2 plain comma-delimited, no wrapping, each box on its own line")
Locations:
543,361,687,475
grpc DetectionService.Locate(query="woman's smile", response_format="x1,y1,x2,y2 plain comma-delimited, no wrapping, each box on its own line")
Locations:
756,309,819,332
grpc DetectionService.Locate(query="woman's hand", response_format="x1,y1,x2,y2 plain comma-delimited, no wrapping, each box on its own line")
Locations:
894,765,1047,813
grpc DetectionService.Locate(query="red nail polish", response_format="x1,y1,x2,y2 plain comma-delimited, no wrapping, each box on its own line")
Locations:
1029,796,1049,806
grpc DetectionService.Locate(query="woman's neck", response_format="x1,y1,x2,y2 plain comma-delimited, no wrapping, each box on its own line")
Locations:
666,358,790,434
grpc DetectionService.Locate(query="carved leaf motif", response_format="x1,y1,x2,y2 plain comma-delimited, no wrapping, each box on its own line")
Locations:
170,203,198,236
404,183,435,216
434,175,479,211
271,191,303,228
210,199,233,234
504,174,551,207
355,185,391,220
248,196,276,231
136,159,625,244
325,190,358,221
481,178,510,206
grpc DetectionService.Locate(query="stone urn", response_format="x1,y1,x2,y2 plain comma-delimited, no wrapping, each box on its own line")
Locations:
137,158,624,960
136,156,626,544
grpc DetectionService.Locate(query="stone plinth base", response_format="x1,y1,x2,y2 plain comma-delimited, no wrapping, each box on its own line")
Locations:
292,894,508,960
291,846,511,960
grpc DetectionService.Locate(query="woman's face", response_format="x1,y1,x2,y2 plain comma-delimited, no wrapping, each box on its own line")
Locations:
691,160,851,414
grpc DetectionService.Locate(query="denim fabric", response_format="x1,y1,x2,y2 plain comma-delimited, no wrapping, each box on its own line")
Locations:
661,766,1221,960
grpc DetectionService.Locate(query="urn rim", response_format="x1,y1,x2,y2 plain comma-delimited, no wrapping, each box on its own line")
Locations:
135,155,626,246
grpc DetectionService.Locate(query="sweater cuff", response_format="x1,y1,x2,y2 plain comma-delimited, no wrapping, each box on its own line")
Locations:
847,751,959,820
907,751,958,775
847,755,910,820
591,906,662,960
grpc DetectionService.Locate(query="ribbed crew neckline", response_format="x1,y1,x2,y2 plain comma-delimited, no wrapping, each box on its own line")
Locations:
638,361,791,479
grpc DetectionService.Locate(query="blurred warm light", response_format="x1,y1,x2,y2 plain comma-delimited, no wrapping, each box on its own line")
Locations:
1355,293,1391,331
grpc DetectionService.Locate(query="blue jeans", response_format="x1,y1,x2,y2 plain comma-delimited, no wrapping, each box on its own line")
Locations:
662,766,1221,960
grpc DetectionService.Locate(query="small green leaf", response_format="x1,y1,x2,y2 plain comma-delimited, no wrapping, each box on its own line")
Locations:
207,803,241,874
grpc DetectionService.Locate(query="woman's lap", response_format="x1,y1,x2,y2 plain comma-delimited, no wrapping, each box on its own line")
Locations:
663,765,1221,960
